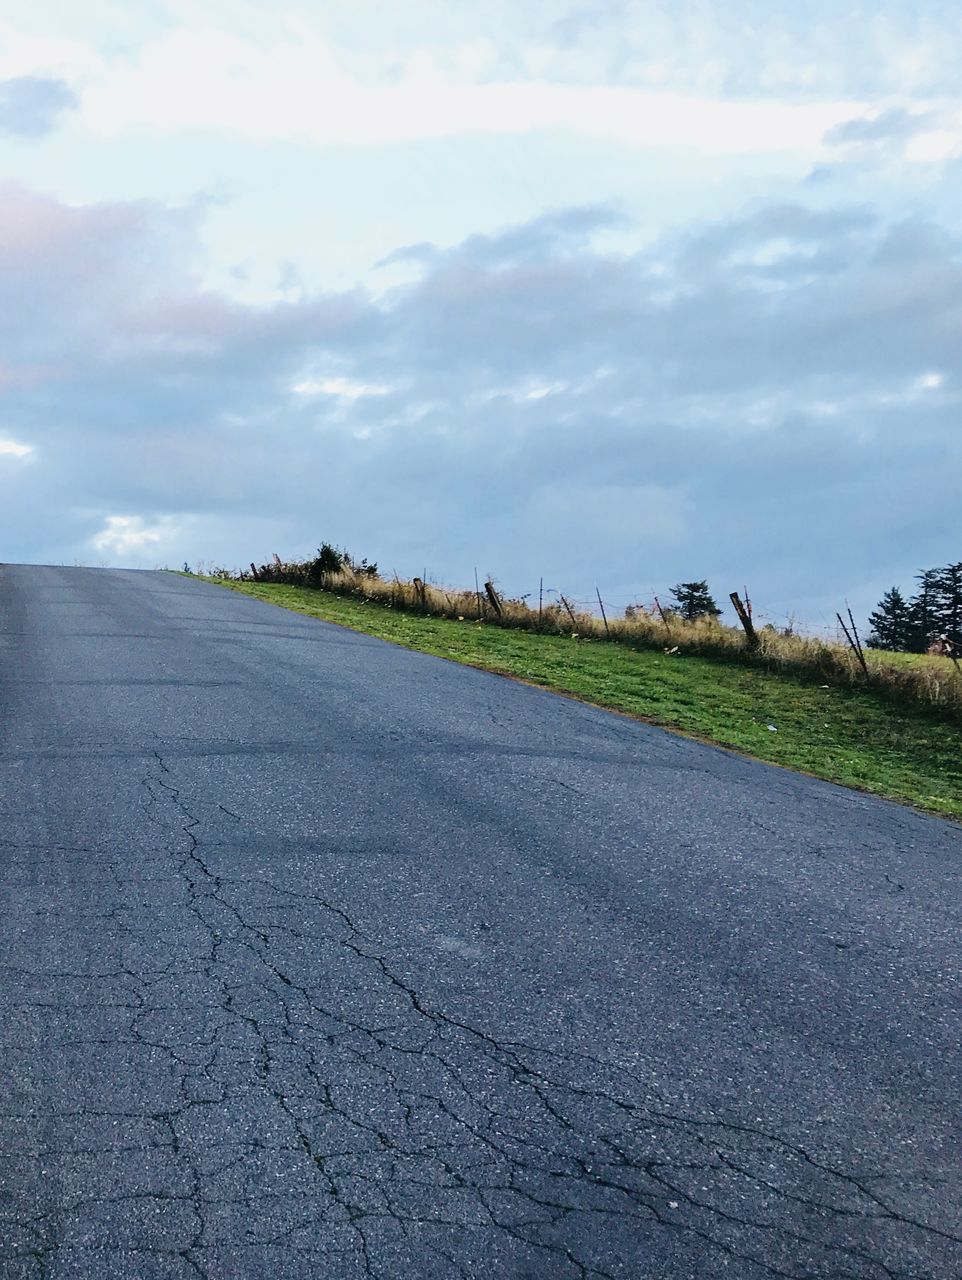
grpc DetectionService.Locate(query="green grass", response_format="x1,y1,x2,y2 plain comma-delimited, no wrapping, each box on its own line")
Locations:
869,648,957,671
206,578,962,820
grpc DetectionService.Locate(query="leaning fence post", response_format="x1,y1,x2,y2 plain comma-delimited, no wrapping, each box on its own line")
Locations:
250,562,259,581
484,580,503,618
836,611,869,678
595,586,610,638
847,607,868,673
413,577,426,609
560,595,577,629
729,591,758,649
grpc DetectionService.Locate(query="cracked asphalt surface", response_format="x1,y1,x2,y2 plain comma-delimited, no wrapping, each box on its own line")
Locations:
0,565,960,1279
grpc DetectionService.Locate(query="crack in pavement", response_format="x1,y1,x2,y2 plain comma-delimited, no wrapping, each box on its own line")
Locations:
0,752,958,1279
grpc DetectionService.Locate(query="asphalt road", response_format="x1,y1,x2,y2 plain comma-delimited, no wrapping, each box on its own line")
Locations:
0,565,960,1280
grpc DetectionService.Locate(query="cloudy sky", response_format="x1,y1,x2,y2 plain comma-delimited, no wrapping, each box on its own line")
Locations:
1,1,960,630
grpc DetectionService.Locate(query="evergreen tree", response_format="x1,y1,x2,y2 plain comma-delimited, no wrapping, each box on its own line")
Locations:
866,587,913,651
931,562,962,648
907,568,940,651
670,581,721,621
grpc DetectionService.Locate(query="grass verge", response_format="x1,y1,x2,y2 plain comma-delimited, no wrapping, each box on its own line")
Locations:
206,578,962,820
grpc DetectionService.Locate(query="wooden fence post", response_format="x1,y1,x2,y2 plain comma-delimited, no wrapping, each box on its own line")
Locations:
560,595,577,628
847,607,870,676
413,577,426,609
836,611,869,678
729,591,758,649
250,562,259,581
595,587,610,638
484,580,503,618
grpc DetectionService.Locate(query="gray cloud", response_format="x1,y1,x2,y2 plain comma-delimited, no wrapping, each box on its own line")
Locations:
378,207,629,273
813,108,957,185
0,182,958,630
825,108,936,147
0,76,79,138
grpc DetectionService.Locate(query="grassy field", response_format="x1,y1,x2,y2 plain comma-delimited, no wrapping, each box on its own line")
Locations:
206,579,962,820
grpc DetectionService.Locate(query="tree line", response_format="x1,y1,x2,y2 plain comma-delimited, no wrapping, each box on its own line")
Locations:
868,563,962,652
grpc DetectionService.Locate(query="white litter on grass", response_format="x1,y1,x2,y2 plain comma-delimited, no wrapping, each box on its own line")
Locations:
768,724,778,732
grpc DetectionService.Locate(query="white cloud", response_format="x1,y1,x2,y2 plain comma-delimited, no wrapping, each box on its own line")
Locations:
0,24,97,82
91,514,180,554
876,371,947,405
65,27,863,155
903,127,962,164
0,437,33,457
523,383,566,400
293,376,393,401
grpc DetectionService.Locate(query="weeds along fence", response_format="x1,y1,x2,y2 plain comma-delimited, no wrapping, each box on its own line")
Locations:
220,555,962,723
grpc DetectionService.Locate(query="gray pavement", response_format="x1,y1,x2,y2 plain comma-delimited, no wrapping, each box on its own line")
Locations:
0,563,960,1279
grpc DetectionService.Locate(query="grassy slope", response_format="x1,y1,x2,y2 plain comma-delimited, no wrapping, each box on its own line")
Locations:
207,579,962,820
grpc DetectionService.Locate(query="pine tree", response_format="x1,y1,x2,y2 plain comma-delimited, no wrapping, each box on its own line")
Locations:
931,562,962,648
866,587,913,651
669,581,721,621
907,569,940,652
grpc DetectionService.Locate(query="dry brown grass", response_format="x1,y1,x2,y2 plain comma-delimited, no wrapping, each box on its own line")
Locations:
233,560,962,721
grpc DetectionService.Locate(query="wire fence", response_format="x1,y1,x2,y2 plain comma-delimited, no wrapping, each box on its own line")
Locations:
482,581,851,644
207,551,962,721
